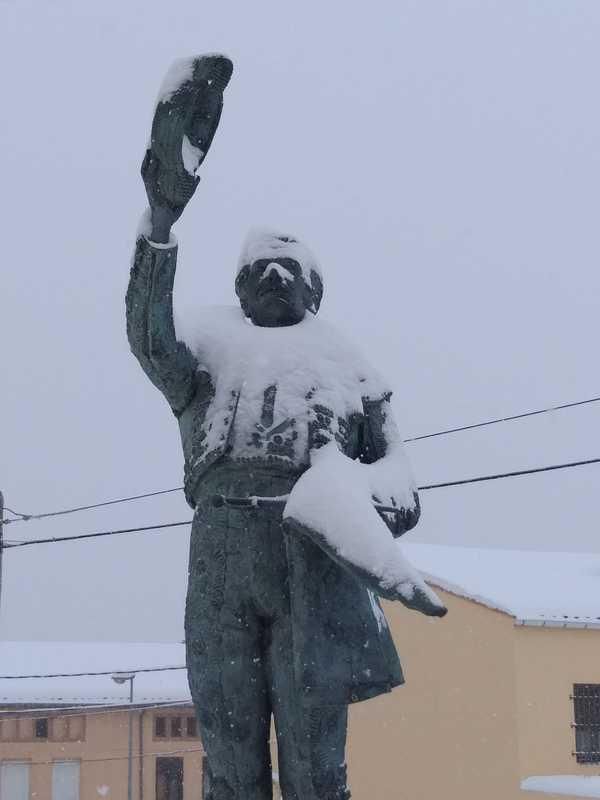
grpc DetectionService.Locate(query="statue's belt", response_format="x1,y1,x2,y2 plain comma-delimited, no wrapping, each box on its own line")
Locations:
211,494,409,537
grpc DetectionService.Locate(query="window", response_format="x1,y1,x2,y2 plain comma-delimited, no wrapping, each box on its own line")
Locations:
156,757,183,800
50,716,85,743
573,684,600,763
0,719,17,742
52,761,80,800
154,713,199,740
171,717,182,738
16,719,33,741
186,716,197,738
0,715,84,743
0,762,30,800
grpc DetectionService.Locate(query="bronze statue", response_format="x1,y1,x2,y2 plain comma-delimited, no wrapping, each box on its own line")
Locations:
127,54,446,800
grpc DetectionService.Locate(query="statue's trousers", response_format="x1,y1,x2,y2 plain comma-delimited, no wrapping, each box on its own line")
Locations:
185,463,403,798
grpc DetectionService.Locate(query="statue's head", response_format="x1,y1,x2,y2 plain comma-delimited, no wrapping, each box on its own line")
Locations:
235,228,323,327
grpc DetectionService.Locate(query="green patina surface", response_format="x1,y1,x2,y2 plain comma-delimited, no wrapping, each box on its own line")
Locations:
126,53,424,800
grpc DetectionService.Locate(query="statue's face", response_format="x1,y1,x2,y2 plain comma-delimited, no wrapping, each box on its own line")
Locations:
236,257,317,327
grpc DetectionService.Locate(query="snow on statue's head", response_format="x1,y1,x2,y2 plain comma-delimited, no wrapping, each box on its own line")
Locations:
235,227,324,328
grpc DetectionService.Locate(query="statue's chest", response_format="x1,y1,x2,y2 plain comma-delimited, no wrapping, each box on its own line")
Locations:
229,376,364,466
231,383,302,461
186,314,379,468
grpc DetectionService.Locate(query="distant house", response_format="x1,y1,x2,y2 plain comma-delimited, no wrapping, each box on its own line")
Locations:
1,545,599,800
0,642,206,800
349,544,600,800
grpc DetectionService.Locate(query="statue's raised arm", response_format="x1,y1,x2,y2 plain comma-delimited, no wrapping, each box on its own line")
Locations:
142,54,233,243
126,55,233,416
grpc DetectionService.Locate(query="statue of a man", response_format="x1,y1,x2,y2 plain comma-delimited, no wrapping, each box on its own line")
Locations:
127,54,445,800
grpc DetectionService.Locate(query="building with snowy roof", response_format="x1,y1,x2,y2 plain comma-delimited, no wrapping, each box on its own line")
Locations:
345,543,600,800
1,544,600,800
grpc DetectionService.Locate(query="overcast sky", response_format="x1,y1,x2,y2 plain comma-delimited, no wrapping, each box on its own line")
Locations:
1,0,599,641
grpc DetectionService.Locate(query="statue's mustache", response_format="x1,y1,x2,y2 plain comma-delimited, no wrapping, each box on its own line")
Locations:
257,285,292,304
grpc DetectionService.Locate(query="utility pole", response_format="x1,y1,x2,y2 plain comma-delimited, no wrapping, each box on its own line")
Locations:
0,490,4,611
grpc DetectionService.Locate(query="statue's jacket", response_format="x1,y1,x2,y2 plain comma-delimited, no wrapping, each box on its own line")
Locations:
127,235,421,704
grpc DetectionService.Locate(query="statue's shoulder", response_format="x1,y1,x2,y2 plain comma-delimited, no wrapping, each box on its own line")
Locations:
175,304,247,373
310,316,390,402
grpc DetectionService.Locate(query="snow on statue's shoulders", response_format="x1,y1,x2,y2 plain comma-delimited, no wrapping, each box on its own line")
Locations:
176,305,387,400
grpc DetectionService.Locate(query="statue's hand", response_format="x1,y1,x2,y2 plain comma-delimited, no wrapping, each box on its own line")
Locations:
142,54,233,240
141,148,189,238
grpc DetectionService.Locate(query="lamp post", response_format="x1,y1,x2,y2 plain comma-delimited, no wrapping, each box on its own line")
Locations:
111,672,135,800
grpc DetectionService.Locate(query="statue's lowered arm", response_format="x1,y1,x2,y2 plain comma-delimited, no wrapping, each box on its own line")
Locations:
361,394,421,537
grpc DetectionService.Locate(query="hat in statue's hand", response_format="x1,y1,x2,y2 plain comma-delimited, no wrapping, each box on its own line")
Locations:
148,54,233,209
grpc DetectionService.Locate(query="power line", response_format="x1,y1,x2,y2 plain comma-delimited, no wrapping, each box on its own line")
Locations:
3,455,600,551
4,393,598,527
4,507,26,518
2,487,184,525
403,394,600,443
3,520,192,550
16,745,205,768
418,457,600,491
0,664,185,680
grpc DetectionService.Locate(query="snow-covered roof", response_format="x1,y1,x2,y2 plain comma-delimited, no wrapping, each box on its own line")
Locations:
0,642,190,706
521,775,600,798
404,543,600,628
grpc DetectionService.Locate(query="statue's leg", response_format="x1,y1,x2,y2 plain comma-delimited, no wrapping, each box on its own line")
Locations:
267,618,351,800
304,705,350,800
185,509,274,800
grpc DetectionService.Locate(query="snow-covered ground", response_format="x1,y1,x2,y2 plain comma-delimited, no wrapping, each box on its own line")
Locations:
522,776,600,798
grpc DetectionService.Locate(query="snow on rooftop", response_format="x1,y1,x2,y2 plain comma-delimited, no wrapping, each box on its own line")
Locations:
521,775,600,798
0,642,190,706
403,543,600,626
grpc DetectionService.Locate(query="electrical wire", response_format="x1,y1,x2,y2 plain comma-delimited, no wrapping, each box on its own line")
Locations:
404,394,600,443
10,746,205,768
3,454,600,550
0,665,185,680
418,457,600,491
3,507,27,518
3,520,192,550
2,487,184,525
3,393,598,527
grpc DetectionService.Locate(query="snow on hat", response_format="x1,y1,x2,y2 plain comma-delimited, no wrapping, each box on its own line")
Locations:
237,227,322,285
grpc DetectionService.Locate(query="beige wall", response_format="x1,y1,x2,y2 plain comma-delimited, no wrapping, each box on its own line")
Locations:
347,589,522,800
514,624,600,782
0,706,203,800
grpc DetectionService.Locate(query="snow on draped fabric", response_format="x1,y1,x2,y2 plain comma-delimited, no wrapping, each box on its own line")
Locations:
283,443,446,616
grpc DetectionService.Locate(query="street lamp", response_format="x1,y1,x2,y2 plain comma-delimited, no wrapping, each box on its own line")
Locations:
111,672,135,800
